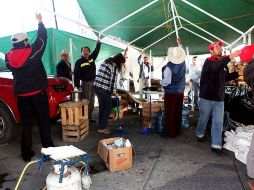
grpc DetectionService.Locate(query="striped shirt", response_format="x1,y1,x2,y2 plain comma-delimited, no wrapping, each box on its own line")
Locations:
93,61,118,94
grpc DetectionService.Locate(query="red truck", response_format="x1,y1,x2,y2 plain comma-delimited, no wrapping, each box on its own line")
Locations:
0,71,73,144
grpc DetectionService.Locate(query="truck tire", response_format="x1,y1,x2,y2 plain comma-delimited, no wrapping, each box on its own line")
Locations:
0,104,18,144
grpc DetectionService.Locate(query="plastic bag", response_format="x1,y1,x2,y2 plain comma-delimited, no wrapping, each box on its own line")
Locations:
154,108,165,134
182,105,189,128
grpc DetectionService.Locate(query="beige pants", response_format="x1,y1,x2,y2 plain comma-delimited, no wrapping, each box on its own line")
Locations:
81,81,95,120
139,78,149,98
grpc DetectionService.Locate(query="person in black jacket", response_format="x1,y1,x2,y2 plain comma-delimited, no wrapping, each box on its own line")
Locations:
195,41,240,155
56,50,72,80
74,34,101,123
5,13,54,162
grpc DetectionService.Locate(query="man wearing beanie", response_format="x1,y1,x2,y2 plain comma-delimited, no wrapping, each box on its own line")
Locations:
5,13,54,162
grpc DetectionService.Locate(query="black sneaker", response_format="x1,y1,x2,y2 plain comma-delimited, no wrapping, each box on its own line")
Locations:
89,119,96,123
21,150,35,162
196,136,206,142
211,148,223,156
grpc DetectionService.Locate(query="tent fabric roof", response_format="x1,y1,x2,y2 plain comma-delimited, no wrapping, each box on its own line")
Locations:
78,0,254,56
0,28,123,73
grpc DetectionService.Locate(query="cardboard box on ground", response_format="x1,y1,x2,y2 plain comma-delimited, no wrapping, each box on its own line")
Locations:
97,137,134,172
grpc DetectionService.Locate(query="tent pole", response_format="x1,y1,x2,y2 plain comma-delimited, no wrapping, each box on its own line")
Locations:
186,46,190,72
248,33,252,45
100,0,159,33
143,27,180,50
41,7,142,51
182,27,213,43
130,17,174,44
69,38,74,85
179,16,229,45
51,0,58,29
52,29,55,68
150,50,153,80
243,35,247,44
228,35,243,49
170,0,179,38
172,0,182,27
228,25,254,48
180,0,244,35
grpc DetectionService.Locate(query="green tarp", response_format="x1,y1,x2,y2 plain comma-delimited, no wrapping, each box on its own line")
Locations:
78,0,254,56
0,28,123,74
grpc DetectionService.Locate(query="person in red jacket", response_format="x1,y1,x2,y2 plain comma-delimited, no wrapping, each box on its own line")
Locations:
5,13,54,162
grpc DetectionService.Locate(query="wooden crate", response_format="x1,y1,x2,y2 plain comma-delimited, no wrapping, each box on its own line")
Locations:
59,100,89,126
142,116,154,128
142,101,164,108
142,110,157,118
62,120,89,142
143,120,154,128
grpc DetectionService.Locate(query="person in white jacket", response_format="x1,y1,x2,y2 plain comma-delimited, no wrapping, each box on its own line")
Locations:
189,56,201,111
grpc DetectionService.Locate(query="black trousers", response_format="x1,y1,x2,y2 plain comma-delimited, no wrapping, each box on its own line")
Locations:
94,87,112,130
17,90,54,157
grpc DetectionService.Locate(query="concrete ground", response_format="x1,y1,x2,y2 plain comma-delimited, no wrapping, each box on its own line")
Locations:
0,108,251,190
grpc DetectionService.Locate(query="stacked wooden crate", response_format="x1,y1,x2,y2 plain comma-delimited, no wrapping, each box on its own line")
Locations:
142,101,164,128
59,100,89,142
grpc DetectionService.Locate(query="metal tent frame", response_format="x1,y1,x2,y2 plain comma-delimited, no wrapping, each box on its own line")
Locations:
46,0,253,53
95,0,253,53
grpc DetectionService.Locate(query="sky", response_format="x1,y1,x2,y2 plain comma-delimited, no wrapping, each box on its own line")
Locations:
0,0,96,39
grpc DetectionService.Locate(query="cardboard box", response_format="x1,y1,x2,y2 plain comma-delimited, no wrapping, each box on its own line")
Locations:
142,101,164,110
97,137,133,172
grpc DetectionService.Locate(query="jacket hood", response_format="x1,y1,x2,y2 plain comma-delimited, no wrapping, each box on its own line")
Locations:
7,47,32,69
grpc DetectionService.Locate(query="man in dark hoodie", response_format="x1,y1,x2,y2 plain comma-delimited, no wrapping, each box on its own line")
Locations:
196,41,240,155
74,34,101,123
5,13,54,162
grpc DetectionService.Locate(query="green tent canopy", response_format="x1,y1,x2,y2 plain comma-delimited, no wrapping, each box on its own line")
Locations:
78,0,254,56
0,28,123,73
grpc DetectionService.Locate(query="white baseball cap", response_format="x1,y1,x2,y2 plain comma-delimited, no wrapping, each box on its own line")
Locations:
11,33,28,44
167,47,186,64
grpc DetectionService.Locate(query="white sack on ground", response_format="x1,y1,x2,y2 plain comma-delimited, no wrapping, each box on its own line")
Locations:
247,134,254,178
223,126,254,164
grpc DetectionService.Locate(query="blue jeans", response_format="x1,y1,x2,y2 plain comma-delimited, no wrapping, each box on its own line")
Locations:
196,98,224,149
190,81,199,107
94,87,112,130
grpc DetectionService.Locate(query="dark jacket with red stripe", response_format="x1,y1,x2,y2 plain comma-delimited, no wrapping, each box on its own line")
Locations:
200,55,238,101
74,42,101,88
5,22,48,95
